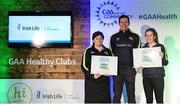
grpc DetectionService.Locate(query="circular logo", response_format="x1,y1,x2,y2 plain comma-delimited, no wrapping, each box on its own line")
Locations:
7,83,32,103
96,1,121,26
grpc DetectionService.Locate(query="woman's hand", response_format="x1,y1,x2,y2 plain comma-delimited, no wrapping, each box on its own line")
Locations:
159,51,164,59
94,73,101,79
137,66,143,69
136,66,143,73
104,72,110,77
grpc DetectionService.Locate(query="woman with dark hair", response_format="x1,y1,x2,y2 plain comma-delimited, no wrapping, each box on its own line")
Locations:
81,31,111,103
142,28,168,103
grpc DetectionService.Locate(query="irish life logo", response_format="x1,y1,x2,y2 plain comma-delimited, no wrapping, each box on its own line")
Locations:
17,24,21,30
7,83,32,103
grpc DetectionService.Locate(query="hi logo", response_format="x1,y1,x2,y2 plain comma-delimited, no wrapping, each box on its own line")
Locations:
7,83,32,103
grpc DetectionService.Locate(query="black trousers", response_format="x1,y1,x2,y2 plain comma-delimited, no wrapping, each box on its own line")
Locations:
113,68,136,103
143,77,164,104
85,77,111,103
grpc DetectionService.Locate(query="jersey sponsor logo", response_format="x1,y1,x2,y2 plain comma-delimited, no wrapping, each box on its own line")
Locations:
116,44,132,47
104,51,109,55
90,50,95,54
116,37,120,41
129,36,134,41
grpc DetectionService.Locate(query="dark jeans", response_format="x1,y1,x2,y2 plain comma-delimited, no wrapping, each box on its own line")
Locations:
113,68,136,103
143,77,164,104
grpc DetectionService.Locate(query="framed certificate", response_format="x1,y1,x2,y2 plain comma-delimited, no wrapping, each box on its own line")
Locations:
91,55,118,75
133,47,162,68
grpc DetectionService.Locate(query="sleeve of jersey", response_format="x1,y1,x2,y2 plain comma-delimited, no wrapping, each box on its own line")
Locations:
108,49,113,56
161,45,169,66
109,37,115,56
81,48,94,79
136,35,141,48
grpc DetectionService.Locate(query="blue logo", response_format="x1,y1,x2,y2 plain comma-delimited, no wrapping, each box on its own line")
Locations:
96,1,132,27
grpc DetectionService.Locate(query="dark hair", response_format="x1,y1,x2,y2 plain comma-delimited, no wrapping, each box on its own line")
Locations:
119,15,130,24
92,31,104,40
145,28,159,44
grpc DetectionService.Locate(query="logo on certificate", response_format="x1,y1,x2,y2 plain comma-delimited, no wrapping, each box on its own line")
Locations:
99,58,109,71
142,49,153,63
91,55,118,75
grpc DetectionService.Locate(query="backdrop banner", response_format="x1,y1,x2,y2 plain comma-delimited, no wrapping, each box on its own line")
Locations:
91,0,180,103
0,79,84,103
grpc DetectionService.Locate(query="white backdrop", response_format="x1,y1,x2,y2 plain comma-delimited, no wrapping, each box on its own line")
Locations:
91,0,180,103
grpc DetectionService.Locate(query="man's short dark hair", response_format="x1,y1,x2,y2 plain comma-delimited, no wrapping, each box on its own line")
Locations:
119,15,130,24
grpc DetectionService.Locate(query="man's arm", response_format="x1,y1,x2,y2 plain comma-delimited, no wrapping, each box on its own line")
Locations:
109,36,115,56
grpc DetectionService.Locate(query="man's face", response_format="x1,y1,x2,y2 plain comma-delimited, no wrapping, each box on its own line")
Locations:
119,18,130,31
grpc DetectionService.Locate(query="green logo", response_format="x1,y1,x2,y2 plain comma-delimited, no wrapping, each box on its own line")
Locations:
99,58,109,70
7,83,32,103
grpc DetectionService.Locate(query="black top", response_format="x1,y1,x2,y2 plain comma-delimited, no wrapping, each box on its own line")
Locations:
81,44,112,83
81,45,112,103
142,43,168,78
110,29,141,68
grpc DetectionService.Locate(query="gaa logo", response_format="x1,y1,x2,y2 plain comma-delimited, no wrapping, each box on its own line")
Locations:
95,1,133,27
96,1,121,26
7,83,32,103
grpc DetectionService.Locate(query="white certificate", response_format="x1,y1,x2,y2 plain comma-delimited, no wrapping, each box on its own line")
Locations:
91,55,118,75
133,47,162,68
